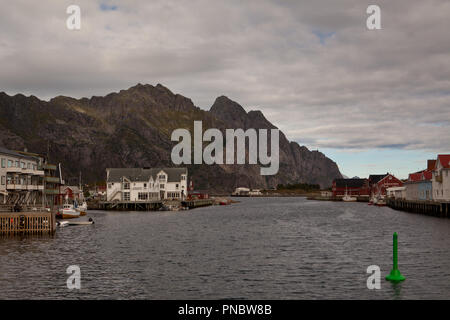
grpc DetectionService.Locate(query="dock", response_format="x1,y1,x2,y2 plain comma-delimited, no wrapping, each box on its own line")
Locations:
0,205,56,235
181,199,214,209
387,198,450,218
98,200,163,211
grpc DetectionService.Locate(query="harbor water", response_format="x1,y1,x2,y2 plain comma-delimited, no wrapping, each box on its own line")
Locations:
0,197,449,299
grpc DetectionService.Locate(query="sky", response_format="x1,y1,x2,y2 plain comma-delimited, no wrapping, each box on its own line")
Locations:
0,0,449,179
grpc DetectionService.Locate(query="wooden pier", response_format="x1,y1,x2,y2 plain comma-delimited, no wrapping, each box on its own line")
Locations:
98,200,163,211
0,207,56,235
387,198,450,218
181,199,213,209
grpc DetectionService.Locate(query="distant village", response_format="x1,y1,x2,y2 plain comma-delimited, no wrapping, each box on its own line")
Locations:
330,155,450,206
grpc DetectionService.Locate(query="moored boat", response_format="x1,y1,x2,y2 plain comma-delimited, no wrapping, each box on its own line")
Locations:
59,203,80,219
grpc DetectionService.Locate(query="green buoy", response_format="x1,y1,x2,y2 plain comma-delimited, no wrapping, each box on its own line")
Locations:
386,232,406,282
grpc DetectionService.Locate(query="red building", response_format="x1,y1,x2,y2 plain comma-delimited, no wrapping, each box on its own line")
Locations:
371,174,403,197
332,179,370,197
61,186,81,200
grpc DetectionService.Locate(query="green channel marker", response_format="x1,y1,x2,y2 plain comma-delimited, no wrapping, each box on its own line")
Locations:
386,232,406,282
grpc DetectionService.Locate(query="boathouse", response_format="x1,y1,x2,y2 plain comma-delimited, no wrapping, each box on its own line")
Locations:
331,178,370,197
370,173,403,198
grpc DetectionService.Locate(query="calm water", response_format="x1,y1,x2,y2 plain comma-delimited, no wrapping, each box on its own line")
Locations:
0,197,449,299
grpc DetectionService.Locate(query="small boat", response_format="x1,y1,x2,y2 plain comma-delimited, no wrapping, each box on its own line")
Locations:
342,186,357,202
59,203,80,219
68,218,94,226
56,220,69,227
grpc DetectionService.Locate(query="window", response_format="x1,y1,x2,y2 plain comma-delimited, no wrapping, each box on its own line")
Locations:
21,162,25,169
8,160,13,168
123,192,130,201
123,182,130,190
138,192,148,200
176,184,179,189
144,183,147,188
108,183,112,189
1,158,5,168
15,160,19,167
1,176,4,185
27,163,31,169
160,184,165,189
181,175,186,181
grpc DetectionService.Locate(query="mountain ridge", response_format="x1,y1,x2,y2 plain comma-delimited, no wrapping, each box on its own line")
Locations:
0,84,342,191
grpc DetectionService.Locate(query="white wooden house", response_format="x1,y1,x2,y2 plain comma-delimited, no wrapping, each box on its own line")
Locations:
106,167,187,202
432,155,450,201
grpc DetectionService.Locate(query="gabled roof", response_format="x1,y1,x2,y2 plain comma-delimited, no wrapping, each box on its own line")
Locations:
62,186,81,194
369,174,388,185
408,172,423,182
436,155,450,169
334,178,367,188
376,173,403,186
107,167,187,183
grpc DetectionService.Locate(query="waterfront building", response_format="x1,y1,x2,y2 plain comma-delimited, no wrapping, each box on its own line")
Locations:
106,167,188,202
331,178,370,197
386,186,406,199
370,173,403,198
0,147,45,205
431,154,450,201
404,160,434,201
62,186,82,201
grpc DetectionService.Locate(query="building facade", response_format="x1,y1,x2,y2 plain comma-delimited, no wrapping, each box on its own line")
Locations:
62,186,82,201
432,154,450,201
106,167,188,202
386,186,406,199
405,166,433,201
0,147,45,205
332,178,370,197
371,174,403,198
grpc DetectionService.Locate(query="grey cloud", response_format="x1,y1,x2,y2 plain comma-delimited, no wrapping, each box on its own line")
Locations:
0,0,449,153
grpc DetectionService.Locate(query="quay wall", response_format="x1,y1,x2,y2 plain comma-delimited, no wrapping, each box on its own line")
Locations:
387,198,449,218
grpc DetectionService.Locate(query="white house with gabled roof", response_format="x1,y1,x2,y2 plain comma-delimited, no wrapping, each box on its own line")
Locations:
106,167,187,202
432,154,450,201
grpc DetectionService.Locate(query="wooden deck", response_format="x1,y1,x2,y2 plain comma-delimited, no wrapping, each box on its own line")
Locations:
98,200,163,211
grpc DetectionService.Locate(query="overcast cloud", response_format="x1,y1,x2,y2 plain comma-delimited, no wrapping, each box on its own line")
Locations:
1,0,449,161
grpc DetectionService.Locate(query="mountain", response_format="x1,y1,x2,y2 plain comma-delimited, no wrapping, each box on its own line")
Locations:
0,84,342,192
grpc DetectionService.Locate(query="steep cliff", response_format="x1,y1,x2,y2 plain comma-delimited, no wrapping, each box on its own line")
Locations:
0,84,342,191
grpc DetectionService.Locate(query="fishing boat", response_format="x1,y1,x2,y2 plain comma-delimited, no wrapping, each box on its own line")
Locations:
375,197,386,207
75,171,88,216
76,200,88,216
342,186,357,202
59,203,80,219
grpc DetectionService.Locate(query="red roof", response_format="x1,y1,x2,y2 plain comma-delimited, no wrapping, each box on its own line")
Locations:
437,155,450,169
422,170,432,180
408,172,423,182
408,169,433,182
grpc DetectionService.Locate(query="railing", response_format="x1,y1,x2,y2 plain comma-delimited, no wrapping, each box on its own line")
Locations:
0,211,55,234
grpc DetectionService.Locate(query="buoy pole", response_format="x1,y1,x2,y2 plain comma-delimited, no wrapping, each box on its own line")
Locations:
386,232,405,282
